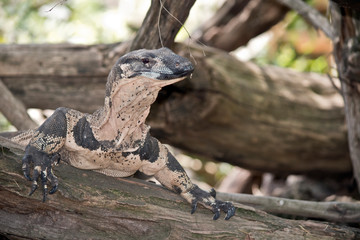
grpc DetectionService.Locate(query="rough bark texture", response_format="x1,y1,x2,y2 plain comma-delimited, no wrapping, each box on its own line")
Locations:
0,43,350,176
192,0,288,51
129,0,195,51
331,5,360,192
0,141,359,240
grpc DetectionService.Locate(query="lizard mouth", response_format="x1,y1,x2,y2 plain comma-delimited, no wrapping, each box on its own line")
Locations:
149,75,189,87
163,63,194,79
132,66,194,81
162,70,193,79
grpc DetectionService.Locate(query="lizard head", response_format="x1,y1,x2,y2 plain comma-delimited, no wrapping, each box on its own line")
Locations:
115,47,194,82
105,47,194,97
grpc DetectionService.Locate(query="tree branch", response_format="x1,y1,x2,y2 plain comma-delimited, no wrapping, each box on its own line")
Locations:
0,79,37,130
129,0,195,51
275,0,338,40
193,0,289,51
218,192,360,223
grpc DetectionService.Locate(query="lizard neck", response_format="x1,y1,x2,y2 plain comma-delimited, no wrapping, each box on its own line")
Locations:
90,77,162,149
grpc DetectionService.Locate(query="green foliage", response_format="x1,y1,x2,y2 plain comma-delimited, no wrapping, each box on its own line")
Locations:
254,10,331,74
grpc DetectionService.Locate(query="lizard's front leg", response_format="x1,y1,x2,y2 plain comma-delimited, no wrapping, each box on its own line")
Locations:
140,136,236,220
22,108,67,201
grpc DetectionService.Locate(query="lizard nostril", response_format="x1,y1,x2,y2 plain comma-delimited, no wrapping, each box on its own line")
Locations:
175,62,180,67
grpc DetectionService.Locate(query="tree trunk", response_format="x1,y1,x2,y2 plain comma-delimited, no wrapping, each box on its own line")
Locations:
0,141,359,240
0,43,350,176
130,0,195,51
331,4,360,191
192,0,288,51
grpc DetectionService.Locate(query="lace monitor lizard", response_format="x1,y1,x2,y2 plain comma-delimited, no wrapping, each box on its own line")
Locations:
17,47,236,220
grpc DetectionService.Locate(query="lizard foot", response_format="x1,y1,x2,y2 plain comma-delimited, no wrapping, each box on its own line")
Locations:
22,147,61,202
185,185,236,220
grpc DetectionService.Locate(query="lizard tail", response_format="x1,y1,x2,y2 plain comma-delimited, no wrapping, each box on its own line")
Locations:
0,129,35,148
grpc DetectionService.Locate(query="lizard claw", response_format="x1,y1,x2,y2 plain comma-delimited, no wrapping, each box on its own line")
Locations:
225,204,236,220
29,166,40,196
48,166,59,195
209,188,216,198
41,170,48,202
22,154,32,181
49,184,58,195
211,200,236,220
213,209,220,220
22,146,61,201
191,200,197,214
185,185,236,220
29,182,38,196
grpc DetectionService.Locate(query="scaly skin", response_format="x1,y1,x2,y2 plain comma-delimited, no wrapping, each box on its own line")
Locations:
21,47,236,220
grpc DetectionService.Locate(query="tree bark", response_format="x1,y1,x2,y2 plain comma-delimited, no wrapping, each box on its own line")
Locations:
129,0,195,51
0,79,37,130
0,141,359,240
192,0,288,51
330,4,360,192
0,43,350,176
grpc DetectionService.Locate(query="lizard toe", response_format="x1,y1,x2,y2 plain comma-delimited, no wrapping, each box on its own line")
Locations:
191,199,198,214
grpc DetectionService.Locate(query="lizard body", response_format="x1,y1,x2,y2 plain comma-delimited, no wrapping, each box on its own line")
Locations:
20,47,235,220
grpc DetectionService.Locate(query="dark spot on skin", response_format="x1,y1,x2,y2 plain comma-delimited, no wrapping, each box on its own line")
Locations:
121,134,159,163
137,134,160,163
73,117,100,151
166,151,185,172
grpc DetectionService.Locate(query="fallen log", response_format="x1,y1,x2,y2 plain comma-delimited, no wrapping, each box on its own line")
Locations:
0,140,359,240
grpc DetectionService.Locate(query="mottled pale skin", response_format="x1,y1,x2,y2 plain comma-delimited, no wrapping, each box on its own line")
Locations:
21,48,236,220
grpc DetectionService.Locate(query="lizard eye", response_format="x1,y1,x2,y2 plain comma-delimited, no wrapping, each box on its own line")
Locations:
142,58,150,64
